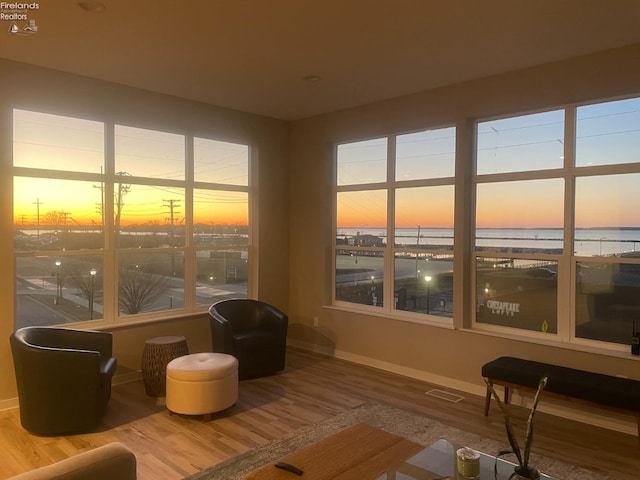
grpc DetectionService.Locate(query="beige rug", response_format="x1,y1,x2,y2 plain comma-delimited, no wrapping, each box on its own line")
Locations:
185,402,613,480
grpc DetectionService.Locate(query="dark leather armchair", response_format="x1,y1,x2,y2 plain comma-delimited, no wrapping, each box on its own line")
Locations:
9,326,117,436
209,299,288,380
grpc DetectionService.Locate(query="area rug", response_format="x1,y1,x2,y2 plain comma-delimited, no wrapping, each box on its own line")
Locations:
185,402,612,480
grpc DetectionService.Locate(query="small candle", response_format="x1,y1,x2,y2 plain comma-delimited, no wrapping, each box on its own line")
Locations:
456,447,480,478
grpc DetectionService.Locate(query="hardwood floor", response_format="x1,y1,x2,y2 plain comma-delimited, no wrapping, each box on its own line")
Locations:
0,348,637,479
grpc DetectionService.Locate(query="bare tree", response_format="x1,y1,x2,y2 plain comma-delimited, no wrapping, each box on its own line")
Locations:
42,210,68,227
119,266,169,314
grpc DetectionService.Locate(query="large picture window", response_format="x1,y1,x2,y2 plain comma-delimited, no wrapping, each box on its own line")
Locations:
474,98,640,350
13,109,250,329
334,96,640,350
334,127,456,321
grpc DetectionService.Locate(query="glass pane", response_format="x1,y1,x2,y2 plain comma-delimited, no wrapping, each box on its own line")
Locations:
13,109,104,173
336,190,387,244
335,249,384,307
396,127,455,180
118,252,184,316
394,252,453,317
196,249,248,305
337,138,387,185
576,261,640,345
575,174,640,256
14,177,104,252
193,189,248,247
115,184,185,248
476,257,557,334
115,125,185,180
194,137,248,185
476,179,563,253
15,255,103,328
395,186,454,249
576,97,640,167
477,110,564,174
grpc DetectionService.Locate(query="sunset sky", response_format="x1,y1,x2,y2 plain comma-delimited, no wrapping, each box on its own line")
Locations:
12,98,640,230
13,109,249,228
337,98,640,229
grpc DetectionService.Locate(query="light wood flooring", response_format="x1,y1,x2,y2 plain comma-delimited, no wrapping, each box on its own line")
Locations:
0,348,637,479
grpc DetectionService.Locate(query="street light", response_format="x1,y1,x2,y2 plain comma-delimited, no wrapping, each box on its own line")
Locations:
89,268,97,320
370,275,378,306
55,260,61,305
424,275,432,314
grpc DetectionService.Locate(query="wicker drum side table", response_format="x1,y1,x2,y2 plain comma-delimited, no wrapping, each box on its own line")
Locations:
142,336,189,396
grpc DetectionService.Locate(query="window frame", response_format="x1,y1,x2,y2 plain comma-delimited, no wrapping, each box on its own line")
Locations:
12,108,254,329
471,98,640,353
331,95,640,353
332,127,457,326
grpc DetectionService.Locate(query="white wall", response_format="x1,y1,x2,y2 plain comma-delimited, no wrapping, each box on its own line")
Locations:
287,43,640,433
0,59,290,403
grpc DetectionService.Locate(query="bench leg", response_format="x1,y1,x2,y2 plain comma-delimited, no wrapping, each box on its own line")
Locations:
504,386,510,405
484,382,492,416
637,416,639,446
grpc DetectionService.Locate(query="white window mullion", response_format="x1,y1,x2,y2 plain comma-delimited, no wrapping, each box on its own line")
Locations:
386,135,396,312
456,118,475,330
559,106,577,342
103,122,116,322
183,134,195,310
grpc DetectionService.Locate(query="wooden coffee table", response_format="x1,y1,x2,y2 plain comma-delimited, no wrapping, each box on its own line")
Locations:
243,423,423,480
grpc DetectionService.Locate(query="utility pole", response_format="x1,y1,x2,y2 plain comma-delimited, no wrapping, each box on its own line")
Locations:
163,199,181,241
93,181,105,226
60,211,70,249
114,172,131,248
32,198,44,245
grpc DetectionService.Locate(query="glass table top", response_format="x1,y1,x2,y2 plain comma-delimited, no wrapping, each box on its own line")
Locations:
374,438,553,480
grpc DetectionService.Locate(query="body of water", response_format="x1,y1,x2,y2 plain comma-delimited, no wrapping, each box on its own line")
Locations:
337,227,640,257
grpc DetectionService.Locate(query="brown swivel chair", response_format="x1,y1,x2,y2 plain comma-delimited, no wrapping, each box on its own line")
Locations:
208,299,288,380
9,326,117,436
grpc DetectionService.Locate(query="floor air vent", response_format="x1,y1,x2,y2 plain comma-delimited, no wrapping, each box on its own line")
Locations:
424,388,465,403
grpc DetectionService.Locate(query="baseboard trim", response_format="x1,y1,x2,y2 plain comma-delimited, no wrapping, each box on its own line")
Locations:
288,339,637,436
113,370,142,386
0,398,18,412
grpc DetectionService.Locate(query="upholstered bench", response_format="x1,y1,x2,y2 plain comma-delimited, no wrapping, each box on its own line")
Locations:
482,356,640,440
166,352,238,421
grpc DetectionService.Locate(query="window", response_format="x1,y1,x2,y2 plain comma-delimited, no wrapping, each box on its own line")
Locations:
573,98,640,346
474,110,565,336
575,97,640,167
476,110,564,174
334,127,456,321
13,109,250,329
474,98,640,349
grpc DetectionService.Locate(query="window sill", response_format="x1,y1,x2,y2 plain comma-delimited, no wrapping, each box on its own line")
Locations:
323,305,639,361
68,308,210,332
463,325,640,361
324,304,455,330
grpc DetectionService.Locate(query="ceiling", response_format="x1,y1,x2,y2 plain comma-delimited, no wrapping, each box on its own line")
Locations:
2,0,640,121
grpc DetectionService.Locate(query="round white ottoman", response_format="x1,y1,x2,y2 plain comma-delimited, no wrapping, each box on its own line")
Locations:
166,352,238,421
